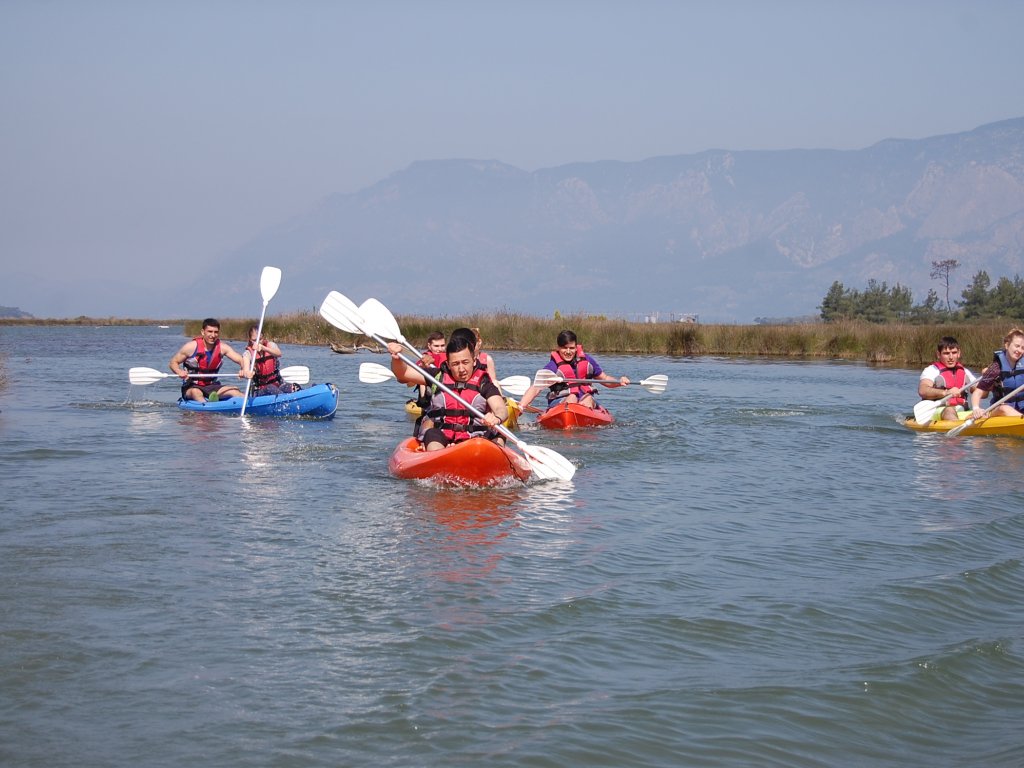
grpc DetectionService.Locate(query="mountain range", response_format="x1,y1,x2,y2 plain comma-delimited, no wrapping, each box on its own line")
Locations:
202,117,1024,323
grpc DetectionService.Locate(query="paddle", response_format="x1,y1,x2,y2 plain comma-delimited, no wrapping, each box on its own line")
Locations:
358,362,531,397
320,292,575,481
532,368,669,394
241,266,283,417
912,379,981,425
945,381,1024,437
129,366,310,387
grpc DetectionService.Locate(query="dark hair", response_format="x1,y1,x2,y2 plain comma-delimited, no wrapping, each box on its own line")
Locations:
426,331,445,344
201,318,220,329
937,336,959,352
556,329,578,347
450,327,476,347
445,335,474,357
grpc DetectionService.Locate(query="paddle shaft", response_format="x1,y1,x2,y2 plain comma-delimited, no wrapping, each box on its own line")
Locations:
914,378,981,423
947,381,1024,437
242,267,282,416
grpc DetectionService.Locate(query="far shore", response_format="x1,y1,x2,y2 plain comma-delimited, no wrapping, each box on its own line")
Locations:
4,313,1021,369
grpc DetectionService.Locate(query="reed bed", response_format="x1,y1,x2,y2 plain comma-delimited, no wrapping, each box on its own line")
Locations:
192,313,1023,369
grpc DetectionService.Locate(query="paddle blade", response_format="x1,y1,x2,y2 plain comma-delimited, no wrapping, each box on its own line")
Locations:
359,362,397,384
498,375,531,397
260,266,283,302
946,418,975,438
640,374,669,394
128,367,170,385
913,399,941,425
518,443,576,481
532,369,562,388
279,366,310,385
358,298,407,345
319,291,364,334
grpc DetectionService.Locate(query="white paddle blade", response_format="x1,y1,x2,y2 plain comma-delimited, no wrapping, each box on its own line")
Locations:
640,374,669,394
279,366,310,385
913,399,941,425
498,375,531,397
260,266,283,302
129,367,170,385
946,418,975,438
519,443,576,481
358,298,409,346
359,362,396,384
319,291,364,334
533,369,562,388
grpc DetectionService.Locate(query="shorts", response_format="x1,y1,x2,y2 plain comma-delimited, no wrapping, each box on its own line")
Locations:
182,381,222,399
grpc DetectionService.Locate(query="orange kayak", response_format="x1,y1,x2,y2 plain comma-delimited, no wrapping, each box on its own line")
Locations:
537,402,614,429
387,437,531,486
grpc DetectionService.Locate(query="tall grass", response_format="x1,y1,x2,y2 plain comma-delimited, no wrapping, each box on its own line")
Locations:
192,313,1023,369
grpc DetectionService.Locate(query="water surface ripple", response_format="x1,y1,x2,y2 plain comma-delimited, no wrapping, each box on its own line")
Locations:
1,326,1022,767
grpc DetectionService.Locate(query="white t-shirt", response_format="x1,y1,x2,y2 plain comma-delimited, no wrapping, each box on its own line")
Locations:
920,364,978,387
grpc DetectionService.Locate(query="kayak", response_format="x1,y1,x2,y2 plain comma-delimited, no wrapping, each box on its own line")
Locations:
404,397,521,430
903,413,1024,437
388,436,531,486
178,383,339,419
537,401,614,429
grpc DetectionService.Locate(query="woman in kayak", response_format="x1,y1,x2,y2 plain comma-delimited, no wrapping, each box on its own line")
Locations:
517,329,629,412
968,327,1024,418
243,325,300,397
387,336,508,452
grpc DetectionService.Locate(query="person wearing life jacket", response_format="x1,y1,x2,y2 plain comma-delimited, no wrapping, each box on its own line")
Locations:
969,328,1024,419
917,336,977,421
517,330,629,413
387,336,507,452
243,324,300,397
410,332,447,414
169,318,247,402
450,326,502,392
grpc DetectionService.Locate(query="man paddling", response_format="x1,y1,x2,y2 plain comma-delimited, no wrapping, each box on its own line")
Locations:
518,329,629,412
386,336,507,452
169,318,247,402
917,336,977,422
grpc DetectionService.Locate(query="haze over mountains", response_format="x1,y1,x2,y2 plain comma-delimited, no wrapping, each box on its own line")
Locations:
197,117,1024,324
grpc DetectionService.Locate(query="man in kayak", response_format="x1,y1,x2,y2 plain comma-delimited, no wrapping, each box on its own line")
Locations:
517,330,629,412
243,325,300,397
169,318,247,402
968,327,1024,418
387,336,508,451
917,336,977,422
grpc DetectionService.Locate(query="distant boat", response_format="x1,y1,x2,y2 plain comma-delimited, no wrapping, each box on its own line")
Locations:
158,325,170,329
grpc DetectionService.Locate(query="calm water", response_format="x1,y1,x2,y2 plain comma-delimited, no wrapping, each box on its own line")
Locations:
1,325,1023,767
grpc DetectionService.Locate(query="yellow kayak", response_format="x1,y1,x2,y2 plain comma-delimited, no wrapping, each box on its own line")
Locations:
903,413,1024,437
405,397,520,430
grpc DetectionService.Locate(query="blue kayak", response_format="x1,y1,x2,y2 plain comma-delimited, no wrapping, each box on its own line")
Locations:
177,383,339,419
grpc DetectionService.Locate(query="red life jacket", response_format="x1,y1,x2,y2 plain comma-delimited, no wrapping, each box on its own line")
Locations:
184,337,223,386
549,345,595,399
428,363,490,442
247,338,283,387
933,361,967,407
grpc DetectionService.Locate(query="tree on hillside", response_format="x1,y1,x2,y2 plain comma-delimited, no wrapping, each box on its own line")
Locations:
929,258,960,313
959,270,991,318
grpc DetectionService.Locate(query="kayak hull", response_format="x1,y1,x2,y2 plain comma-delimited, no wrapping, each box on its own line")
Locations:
537,401,614,429
903,414,1024,437
388,437,531,486
178,383,339,419
405,397,520,430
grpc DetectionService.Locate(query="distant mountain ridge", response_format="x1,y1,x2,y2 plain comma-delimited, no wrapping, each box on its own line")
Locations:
205,117,1024,322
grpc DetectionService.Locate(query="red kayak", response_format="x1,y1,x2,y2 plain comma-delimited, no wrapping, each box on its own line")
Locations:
537,401,614,429
388,437,531,486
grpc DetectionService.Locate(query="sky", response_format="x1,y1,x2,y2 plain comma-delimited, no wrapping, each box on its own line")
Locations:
2,0,1023,318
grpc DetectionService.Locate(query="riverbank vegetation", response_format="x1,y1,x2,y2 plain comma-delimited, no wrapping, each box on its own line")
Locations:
197,312,1020,369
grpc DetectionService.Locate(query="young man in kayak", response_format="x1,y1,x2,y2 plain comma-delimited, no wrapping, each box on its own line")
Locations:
243,325,300,397
169,318,247,402
968,327,1024,418
387,336,507,452
517,330,629,412
917,336,977,422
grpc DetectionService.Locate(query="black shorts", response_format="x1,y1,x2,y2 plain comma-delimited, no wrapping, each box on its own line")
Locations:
182,381,222,399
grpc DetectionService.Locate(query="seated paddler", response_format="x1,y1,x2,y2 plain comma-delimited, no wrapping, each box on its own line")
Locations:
386,336,507,452
518,329,629,412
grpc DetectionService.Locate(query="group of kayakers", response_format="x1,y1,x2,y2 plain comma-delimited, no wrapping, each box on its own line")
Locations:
168,318,299,402
917,328,1024,421
388,326,628,452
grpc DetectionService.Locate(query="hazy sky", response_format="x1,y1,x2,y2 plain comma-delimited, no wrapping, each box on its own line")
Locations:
2,0,1022,317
